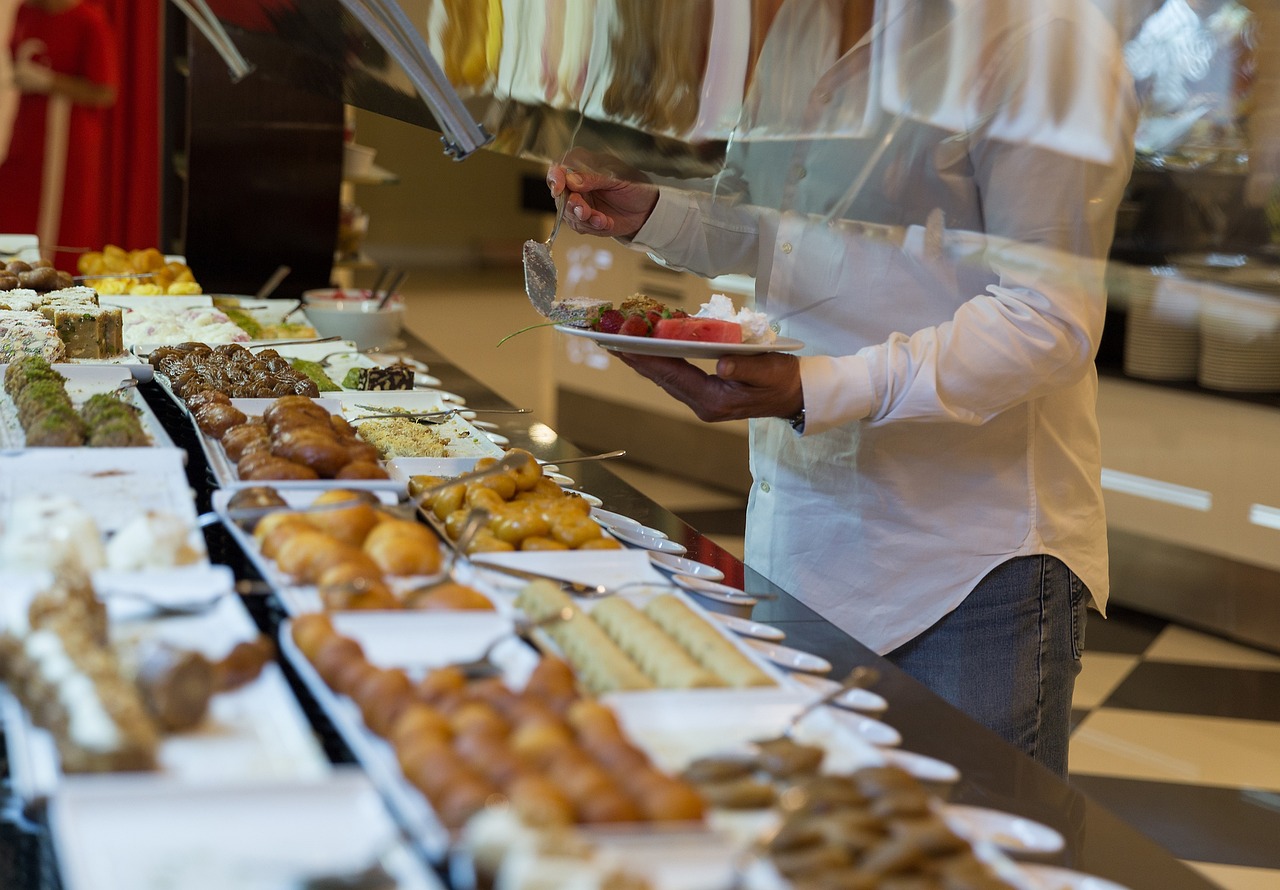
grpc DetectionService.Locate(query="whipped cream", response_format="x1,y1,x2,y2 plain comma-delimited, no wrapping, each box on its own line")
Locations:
693,293,776,344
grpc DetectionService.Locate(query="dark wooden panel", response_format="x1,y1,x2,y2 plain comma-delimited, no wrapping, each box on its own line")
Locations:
181,28,343,298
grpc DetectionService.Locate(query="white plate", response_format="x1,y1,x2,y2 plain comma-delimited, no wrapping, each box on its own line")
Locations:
1016,864,1132,890
940,804,1065,856
877,747,961,785
671,573,754,604
608,525,688,555
572,490,603,507
707,612,784,641
50,770,443,890
650,553,725,581
591,508,664,537
827,709,901,747
743,639,832,674
556,325,805,358
787,673,890,714
545,471,577,486
484,431,510,446
470,419,499,431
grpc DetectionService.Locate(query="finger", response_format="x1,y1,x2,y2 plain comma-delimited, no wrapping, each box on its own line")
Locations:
568,197,610,232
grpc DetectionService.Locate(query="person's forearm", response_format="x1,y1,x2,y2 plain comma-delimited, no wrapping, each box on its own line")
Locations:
49,72,116,108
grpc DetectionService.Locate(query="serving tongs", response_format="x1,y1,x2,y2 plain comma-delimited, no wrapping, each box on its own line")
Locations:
428,507,669,600
349,406,531,425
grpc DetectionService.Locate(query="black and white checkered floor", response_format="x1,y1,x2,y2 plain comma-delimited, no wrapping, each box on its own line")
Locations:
1070,607,1280,890
607,463,1280,890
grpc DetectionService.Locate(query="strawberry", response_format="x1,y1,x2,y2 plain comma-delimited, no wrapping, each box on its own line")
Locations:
619,314,652,337
645,310,664,328
595,309,626,334
670,308,689,319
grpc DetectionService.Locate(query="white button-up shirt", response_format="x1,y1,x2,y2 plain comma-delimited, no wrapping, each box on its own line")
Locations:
629,0,1137,652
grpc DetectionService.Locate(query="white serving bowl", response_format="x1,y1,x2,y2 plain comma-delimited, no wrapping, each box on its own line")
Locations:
302,289,404,349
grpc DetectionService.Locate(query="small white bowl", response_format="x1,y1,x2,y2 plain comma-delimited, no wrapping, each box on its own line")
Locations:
343,142,377,178
302,290,404,350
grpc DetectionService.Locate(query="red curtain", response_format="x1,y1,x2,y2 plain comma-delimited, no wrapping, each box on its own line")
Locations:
97,0,159,249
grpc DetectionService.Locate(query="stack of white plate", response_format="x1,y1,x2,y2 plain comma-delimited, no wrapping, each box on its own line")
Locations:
1198,302,1280,392
1122,274,1200,382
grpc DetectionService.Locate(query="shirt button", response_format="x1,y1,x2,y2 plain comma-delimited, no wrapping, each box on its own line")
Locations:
780,243,792,255
760,481,771,493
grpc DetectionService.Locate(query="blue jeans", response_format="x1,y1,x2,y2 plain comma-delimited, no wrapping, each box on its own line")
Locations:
885,555,1088,778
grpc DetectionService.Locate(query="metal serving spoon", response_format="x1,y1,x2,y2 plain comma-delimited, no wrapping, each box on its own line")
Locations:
522,187,567,316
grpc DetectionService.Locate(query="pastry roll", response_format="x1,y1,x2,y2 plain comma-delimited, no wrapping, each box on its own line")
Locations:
589,597,722,689
642,595,773,687
515,582,653,695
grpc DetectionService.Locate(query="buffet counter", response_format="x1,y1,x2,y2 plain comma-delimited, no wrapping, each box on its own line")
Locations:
0,332,1216,890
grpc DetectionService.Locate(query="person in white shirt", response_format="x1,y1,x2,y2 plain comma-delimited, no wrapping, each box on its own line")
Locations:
548,0,1138,777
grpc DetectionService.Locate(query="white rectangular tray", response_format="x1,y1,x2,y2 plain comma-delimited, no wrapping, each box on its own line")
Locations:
196,398,404,493
0,566,330,802
0,362,175,449
0,446,197,538
50,769,443,890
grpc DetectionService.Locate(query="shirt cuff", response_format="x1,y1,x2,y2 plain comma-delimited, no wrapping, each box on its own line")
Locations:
625,187,693,253
798,354,875,435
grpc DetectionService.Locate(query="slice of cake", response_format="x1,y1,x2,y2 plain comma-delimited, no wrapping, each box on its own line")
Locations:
548,297,612,327
54,305,125,359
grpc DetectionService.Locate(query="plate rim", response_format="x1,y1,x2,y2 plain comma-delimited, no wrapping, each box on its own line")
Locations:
555,324,804,358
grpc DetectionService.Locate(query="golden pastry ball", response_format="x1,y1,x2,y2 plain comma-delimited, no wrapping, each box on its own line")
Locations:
416,666,467,704
389,702,453,750
507,774,575,826
290,612,335,662
311,635,365,688
305,490,381,546
363,520,442,576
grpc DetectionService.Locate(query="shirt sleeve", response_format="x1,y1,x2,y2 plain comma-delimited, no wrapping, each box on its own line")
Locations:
628,184,763,280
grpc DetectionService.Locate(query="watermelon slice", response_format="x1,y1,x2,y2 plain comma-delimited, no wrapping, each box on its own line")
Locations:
651,317,743,343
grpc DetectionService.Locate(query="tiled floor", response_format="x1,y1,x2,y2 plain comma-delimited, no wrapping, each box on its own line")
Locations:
610,460,1280,890
1071,607,1280,889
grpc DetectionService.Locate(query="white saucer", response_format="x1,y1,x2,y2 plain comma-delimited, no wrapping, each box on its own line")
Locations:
743,639,832,674
591,508,667,539
484,432,510,446
941,805,1065,856
707,612,784,641
608,525,687,555
787,672,890,714
649,553,725,581
828,710,901,747
878,748,960,785
671,574,758,606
